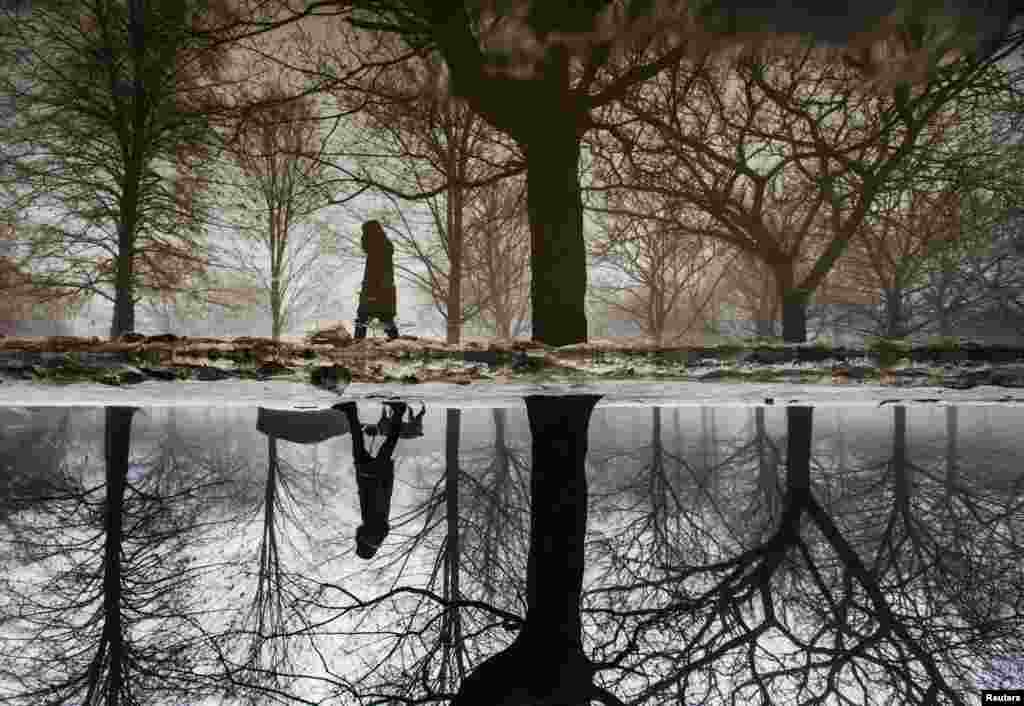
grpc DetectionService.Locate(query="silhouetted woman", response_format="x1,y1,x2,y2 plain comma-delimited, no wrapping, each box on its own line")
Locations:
354,220,399,340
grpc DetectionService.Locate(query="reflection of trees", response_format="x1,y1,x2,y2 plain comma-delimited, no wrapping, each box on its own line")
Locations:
2,401,1022,705
852,406,1024,693
298,406,532,702
0,407,225,705
217,410,345,700
587,406,784,574
583,405,1023,705
0,408,76,529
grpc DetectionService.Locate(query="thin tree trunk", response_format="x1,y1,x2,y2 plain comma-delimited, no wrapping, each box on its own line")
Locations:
447,167,464,345
883,287,904,338
111,220,136,338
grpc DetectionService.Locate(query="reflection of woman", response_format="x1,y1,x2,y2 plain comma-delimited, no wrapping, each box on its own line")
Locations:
354,220,399,340
333,400,407,559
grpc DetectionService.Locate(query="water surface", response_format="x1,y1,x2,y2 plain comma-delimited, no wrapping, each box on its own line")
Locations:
1,401,1022,704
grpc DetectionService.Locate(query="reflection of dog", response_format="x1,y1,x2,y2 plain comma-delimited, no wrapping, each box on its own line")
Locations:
361,402,426,440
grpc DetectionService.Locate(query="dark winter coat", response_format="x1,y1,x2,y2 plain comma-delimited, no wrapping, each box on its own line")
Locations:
355,464,394,556
357,221,397,319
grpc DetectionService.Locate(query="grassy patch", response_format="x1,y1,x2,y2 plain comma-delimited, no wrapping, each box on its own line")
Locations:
32,354,93,384
864,337,912,367
923,336,963,351
127,349,163,367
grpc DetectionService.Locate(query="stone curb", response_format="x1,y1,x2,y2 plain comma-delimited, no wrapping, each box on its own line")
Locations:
2,348,1024,390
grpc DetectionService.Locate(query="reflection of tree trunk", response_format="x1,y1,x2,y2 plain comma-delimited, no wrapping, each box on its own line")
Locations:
699,407,718,492
891,406,911,522
251,435,286,675
650,407,665,516
945,406,958,500
479,408,511,601
440,408,465,691
522,395,598,650
784,407,812,503
96,406,138,703
835,408,848,477
755,406,780,522
453,395,603,706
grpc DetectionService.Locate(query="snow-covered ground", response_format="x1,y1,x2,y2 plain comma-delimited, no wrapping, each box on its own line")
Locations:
3,333,1023,408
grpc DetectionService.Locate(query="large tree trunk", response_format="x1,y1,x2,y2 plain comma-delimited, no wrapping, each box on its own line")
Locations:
524,128,588,347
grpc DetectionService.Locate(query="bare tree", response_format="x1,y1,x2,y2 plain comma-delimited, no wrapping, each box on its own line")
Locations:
204,0,1024,347
810,77,1024,342
588,33,1021,343
457,173,532,340
215,76,340,341
0,0,267,337
0,407,231,705
586,183,744,346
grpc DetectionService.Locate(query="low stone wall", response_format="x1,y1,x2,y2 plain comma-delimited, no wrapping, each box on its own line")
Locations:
2,333,1024,389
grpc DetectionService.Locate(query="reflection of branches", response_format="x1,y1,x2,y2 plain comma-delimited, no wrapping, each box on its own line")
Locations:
294,582,522,703
311,583,523,627
262,408,535,703
583,407,1016,705
223,436,332,700
458,409,531,604
0,408,227,705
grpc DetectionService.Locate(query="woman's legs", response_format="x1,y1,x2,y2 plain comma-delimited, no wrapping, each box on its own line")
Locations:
353,304,370,340
354,303,398,339
377,402,407,458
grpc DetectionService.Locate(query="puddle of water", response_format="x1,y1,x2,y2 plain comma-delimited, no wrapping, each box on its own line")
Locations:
1,401,1022,705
